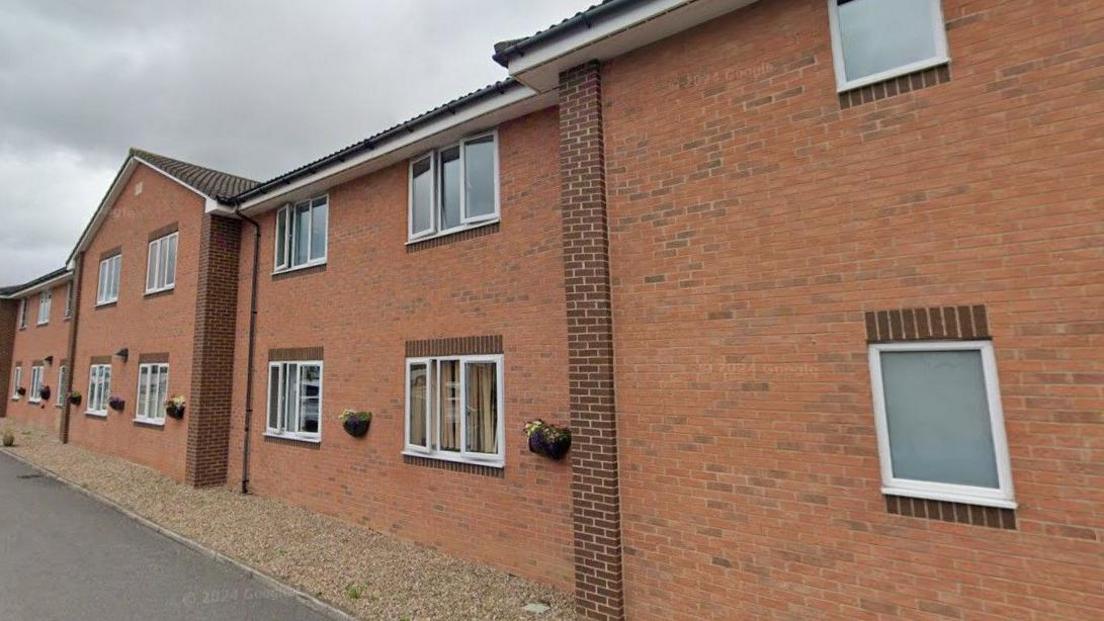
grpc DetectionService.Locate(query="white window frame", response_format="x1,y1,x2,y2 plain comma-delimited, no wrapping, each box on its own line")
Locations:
17,298,26,329
273,195,328,273
868,340,1015,509
403,354,505,467
145,232,178,294
64,282,73,318
36,290,51,325
407,130,500,243
28,365,44,403
56,365,68,407
11,366,22,400
135,363,169,424
265,360,324,442
87,363,112,416
97,254,121,306
826,0,950,92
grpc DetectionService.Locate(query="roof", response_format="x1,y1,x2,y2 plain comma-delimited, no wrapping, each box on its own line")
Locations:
0,267,70,298
226,79,524,205
130,149,258,200
491,0,631,66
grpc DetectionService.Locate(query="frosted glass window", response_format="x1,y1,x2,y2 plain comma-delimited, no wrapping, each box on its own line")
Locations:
828,0,948,90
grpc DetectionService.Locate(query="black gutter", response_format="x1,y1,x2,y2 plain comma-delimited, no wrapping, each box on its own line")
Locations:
491,0,642,67
236,208,262,495
223,78,526,207
0,267,71,298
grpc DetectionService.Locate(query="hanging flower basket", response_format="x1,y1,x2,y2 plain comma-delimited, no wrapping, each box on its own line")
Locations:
68,391,82,406
524,419,572,460
164,395,186,420
15,387,26,397
108,396,126,413
39,385,51,402
339,410,372,437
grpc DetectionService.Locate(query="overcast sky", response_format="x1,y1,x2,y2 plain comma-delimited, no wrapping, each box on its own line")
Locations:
0,0,593,284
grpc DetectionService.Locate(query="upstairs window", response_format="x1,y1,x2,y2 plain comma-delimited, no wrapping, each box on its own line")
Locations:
136,363,169,422
28,365,44,403
405,355,503,466
11,366,22,399
408,132,499,241
97,255,121,305
146,232,178,294
869,341,1014,508
87,364,112,414
274,196,328,272
266,361,323,441
64,282,73,318
827,0,949,91
37,290,51,325
17,298,26,329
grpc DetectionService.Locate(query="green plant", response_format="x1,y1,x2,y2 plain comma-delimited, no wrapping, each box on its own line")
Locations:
344,583,364,601
338,409,372,423
2,430,14,447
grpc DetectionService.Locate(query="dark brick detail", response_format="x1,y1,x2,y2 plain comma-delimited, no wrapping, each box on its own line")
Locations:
406,222,500,253
31,359,44,367
138,352,170,364
404,335,503,357
0,299,18,417
89,355,112,365
186,214,242,488
268,347,324,362
866,305,989,343
261,434,321,449
559,61,624,621
885,495,1016,529
98,246,122,261
148,222,179,241
402,454,505,478
272,263,327,281
839,64,951,110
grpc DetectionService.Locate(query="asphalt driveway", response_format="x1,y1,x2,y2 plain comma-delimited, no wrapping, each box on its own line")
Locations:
0,452,336,621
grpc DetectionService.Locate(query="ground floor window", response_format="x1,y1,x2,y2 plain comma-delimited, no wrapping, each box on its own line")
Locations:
56,365,68,407
266,361,322,441
28,366,44,403
87,364,112,415
136,364,169,422
405,355,503,466
869,340,1014,508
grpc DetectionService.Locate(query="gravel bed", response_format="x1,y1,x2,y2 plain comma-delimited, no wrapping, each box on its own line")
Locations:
1,424,574,621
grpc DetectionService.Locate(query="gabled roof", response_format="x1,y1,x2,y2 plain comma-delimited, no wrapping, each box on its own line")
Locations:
491,0,628,66
131,149,258,200
0,267,71,299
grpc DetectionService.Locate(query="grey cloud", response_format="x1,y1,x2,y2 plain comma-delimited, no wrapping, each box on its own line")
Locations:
0,0,592,283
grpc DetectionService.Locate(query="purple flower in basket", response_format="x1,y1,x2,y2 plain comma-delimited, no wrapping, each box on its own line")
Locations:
523,419,572,460
108,396,126,412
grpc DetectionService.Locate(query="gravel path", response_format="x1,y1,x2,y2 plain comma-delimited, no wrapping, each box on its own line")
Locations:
1,425,574,621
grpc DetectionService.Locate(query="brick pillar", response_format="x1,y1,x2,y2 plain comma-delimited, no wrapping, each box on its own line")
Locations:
186,213,242,487
0,299,18,418
559,60,624,621
60,254,84,443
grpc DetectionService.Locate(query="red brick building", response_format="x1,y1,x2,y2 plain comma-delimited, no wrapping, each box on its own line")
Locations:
3,1,1101,619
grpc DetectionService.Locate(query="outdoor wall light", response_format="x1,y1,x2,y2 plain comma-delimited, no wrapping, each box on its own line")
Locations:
44,355,54,365
115,348,129,363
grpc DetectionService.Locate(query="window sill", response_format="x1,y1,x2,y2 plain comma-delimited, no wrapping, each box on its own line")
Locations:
401,450,504,469
263,431,321,445
36,322,48,327
94,301,117,310
407,219,500,246
272,261,327,280
85,411,108,418
133,417,165,428
882,488,1016,510
11,397,20,401
28,399,41,405
144,287,175,299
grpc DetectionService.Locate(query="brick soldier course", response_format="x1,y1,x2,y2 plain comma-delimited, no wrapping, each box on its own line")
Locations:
2,1,1101,619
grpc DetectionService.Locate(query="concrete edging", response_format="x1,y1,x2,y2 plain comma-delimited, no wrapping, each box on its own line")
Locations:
1,447,356,621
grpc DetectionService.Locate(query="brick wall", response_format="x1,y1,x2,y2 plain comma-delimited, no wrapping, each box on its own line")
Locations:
68,164,205,482
602,0,1104,619
3,282,74,434
186,213,241,487
559,61,624,621
225,108,576,590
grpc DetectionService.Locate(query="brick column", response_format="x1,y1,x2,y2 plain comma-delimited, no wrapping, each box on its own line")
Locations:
60,254,84,443
186,213,242,487
0,300,18,418
559,60,624,621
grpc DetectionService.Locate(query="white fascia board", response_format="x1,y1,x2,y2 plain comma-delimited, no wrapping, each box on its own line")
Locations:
237,85,554,216
1,272,72,300
507,0,760,92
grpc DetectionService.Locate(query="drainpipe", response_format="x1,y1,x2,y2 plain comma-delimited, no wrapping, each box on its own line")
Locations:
235,207,261,494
